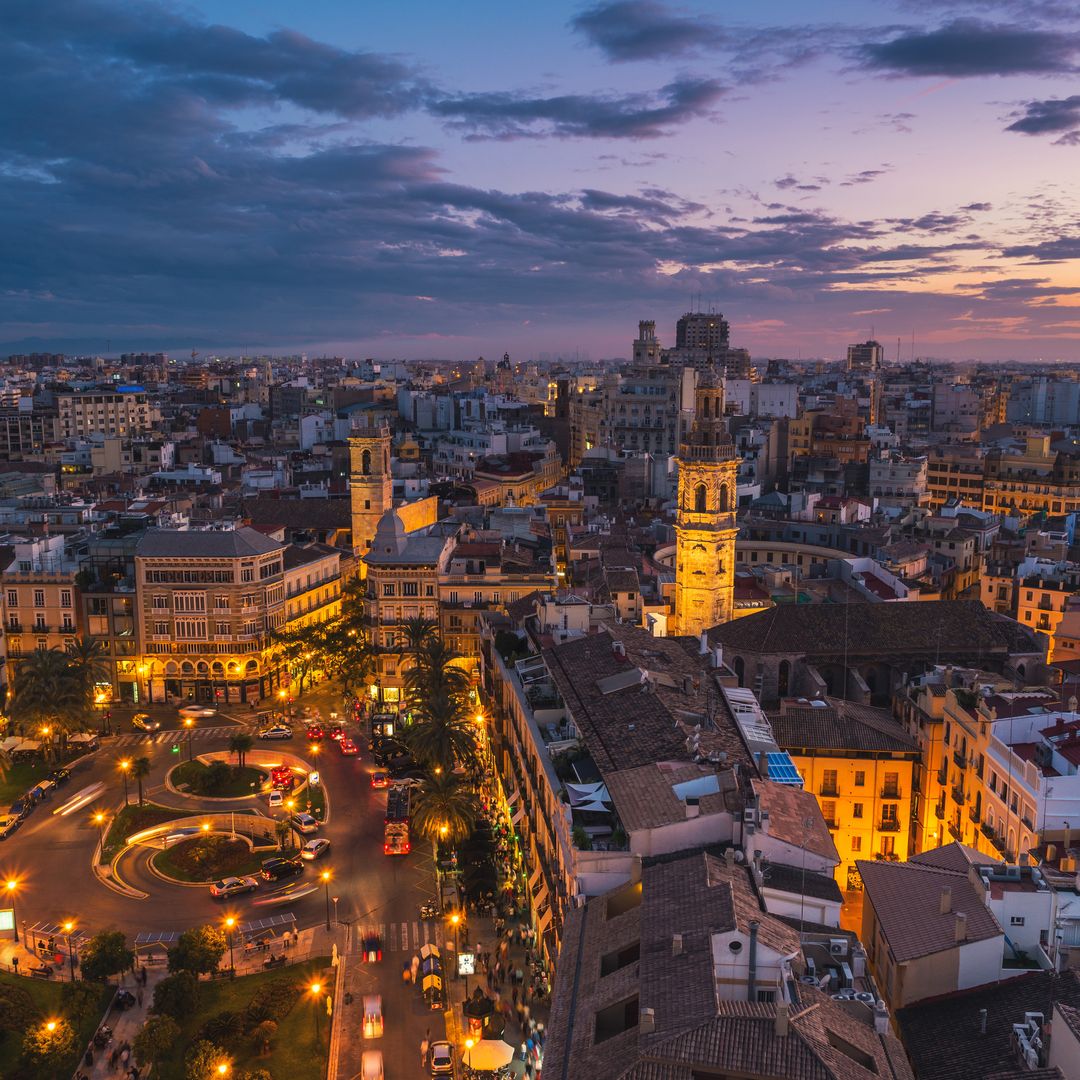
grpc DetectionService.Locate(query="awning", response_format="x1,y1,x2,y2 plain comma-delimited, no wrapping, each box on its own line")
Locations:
511,803,525,825
0,737,22,753
467,1039,516,1072
15,740,41,751
68,733,98,744
528,863,543,890
422,974,443,993
537,906,553,935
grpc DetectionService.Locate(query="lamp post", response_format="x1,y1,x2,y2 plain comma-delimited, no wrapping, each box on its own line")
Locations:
63,920,76,982
216,1063,230,1077
321,870,332,932
465,1038,474,1071
310,982,323,1040
93,812,106,850
224,916,236,973
450,913,461,980
5,879,17,941
119,759,131,806
184,717,195,761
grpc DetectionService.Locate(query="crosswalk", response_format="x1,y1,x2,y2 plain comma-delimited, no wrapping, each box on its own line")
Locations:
353,921,443,954
108,724,244,748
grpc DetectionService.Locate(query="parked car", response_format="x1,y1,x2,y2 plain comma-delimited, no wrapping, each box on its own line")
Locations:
48,767,71,785
0,814,21,840
267,790,284,809
178,705,217,718
209,876,259,898
8,797,33,820
290,813,319,835
338,738,359,756
362,995,384,1039
28,780,55,802
430,1040,454,1076
300,838,331,861
131,714,160,732
361,1050,384,1080
260,857,304,881
258,725,293,741
370,771,390,789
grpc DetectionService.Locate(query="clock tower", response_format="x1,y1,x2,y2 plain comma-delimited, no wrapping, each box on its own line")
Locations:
350,425,392,564
673,369,739,637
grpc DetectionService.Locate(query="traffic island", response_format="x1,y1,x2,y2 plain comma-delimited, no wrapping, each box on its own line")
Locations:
149,834,270,884
169,760,268,799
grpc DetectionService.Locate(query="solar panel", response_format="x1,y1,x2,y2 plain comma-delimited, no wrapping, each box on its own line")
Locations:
766,751,804,787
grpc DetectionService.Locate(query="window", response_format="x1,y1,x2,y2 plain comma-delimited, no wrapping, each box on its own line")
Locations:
821,769,838,795
594,997,639,1044
822,800,837,825
175,619,207,640
881,804,898,823
174,592,206,613
5,590,16,608
34,614,46,630
880,836,895,856
1010,916,1025,927
883,771,900,797
216,622,230,636
154,621,168,635
60,590,72,608
599,942,640,977
426,585,434,597
853,803,863,819
383,583,396,597
240,567,255,583
403,582,418,597
152,594,169,610
850,836,862,852
474,591,484,605
756,990,776,1003
215,595,230,610
854,770,865,787
33,589,45,607
62,615,73,631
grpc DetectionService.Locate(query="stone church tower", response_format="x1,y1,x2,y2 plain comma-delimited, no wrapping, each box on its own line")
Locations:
350,425,392,561
673,369,739,637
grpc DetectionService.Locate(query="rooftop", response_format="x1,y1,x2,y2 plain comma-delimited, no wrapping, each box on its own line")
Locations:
135,526,282,559
769,698,919,755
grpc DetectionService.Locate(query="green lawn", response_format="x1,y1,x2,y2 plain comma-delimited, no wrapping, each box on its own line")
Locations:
0,760,60,805
171,761,268,798
153,958,331,1080
0,970,111,1080
152,835,265,882
102,802,197,860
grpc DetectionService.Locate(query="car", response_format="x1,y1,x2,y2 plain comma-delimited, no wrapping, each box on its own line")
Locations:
178,705,217,718
290,813,319,835
258,725,293,741
430,1040,454,1076
305,725,324,740
338,738,359,756
48,767,70,785
300,838,331,861
0,814,20,840
361,1050,385,1080
260,857,304,881
131,714,160,732
370,771,390,789
209,875,259,898
361,932,382,962
267,790,284,809
328,725,345,742
362,995,383,1039
9,797,33,820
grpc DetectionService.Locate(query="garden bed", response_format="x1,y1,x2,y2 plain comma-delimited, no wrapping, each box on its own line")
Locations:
171,761,267,798
152,835,265,883
102,803,198,861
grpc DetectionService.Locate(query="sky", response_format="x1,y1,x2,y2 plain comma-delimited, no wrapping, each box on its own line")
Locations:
2,0,1080,362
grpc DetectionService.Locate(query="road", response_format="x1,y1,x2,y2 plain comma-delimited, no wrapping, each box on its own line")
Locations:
0,697,443,1078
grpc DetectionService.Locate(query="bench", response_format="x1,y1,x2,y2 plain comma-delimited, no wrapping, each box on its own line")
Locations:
31,966,53,979
262,956,286,970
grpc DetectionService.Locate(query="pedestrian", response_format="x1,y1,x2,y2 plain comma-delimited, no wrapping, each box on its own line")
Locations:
420,1039,430,1065
110,1048,120,1069
512,986,518,1007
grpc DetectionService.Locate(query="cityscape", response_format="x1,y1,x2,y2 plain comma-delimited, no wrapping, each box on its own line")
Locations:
2,3,1080,1080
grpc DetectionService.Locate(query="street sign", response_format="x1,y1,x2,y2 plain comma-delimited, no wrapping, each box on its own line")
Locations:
309,771,321,786
458,951,475,976
0,909,13,932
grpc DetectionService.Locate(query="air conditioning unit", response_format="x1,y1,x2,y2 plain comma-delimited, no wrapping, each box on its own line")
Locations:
744,809,759,824
829,939,848,956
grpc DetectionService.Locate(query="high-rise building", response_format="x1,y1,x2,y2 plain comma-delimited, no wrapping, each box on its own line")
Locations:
673,369,740,635
349,425,393,560
675,311,730,351
846,340,883,373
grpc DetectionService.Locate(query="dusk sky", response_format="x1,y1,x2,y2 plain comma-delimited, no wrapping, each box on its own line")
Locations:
4,0,1080,361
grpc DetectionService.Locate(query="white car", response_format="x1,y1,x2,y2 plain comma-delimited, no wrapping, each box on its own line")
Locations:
179,705,217,718
300,838,331,861
431,1040,454,1076
267,791,284,809
362,994,383,1039
361,1050,384,1080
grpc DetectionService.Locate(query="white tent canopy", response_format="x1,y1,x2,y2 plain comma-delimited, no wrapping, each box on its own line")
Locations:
467,1039,516,1072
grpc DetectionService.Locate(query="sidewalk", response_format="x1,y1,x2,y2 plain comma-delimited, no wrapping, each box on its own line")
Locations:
80,966,168,1079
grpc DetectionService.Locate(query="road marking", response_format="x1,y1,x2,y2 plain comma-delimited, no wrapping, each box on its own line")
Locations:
401,923,409,951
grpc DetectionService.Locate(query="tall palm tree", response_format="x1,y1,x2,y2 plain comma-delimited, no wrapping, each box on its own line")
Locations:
399,615,438,667
8,647,83,744
403,695,479,772
275,819,293,851
132,756,152,807
66,636,111,711
229,733,253,769
412,771,477,852
405,638,470,715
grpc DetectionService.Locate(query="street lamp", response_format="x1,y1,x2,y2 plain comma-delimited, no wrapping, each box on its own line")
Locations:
224,916,236,973
450,912,461,979
119,759,131,806
465,1038,475,1070
184,717,195,761
63,920,76,982
309,982,323,1039
93,812,106,849
321,869,332,932
216,1064,230,1077
5,879,17,941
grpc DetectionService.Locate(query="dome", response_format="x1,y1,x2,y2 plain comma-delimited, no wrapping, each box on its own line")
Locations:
696,365,723,390
372,509,408,557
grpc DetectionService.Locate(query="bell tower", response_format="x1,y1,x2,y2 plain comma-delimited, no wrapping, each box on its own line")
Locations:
674,369,739,637
350,425,392,560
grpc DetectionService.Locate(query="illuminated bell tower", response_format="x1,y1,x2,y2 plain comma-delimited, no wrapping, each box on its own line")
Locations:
674,368,739,637
350,425,392,561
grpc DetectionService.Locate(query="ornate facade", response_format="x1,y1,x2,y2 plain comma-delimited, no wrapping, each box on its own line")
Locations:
673,371,739,637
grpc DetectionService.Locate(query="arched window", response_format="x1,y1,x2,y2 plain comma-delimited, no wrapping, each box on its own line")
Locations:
694,483,707,513
719,483,729,511
361,449,371,476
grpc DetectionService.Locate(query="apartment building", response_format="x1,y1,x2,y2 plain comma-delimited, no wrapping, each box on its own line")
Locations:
982,437,1080,518
926,445,986,509
0,534,82,687
282,542,344,632
56,388,157,439
133,527,288,705
981,557,1080,661
770,698,920,891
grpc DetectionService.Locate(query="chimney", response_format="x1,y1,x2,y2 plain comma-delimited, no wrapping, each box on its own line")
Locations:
873,1001,889,1035
712,644,724,669
955,912,968,943
1047,844,1058,863
672,933,683,956
774,1002,790,1038
748,921,759,1002
725,848,736,871
699,630,709,655
939,887,952,915
979,1008,987,1035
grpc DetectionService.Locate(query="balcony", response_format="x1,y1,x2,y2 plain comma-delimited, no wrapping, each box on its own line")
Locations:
823,819,840,830
934,802,945,819
1022,815,1035,831
952,750,968,769
819,784,839,798
880,786,902,800
878,819,901,832
968,806,981,823
6,622,21,633
936,768,948,786
951,785,966,805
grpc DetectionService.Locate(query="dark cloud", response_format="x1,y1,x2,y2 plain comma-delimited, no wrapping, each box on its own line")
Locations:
570,0,723,61
1006,96,1080,143
840,168,891,186
860,19,1080,76
774,174,827,192
1002,237,1080,261
961,202,993,211
429,78,725,139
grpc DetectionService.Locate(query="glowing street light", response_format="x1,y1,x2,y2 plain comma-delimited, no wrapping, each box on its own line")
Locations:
62,920,76,982
224,916,236,971
320,869,332,931
93,811,107,847
310,981,324,1038
184,717,195,761
119,759,131,805
5,879,18,940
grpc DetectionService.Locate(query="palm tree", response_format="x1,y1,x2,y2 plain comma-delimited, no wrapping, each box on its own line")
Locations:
403,695,479,772
8,647,83,746
275,819,293,851
66,636,111,711
412,771,477,852
229,733,253,769
399,615,438,665
132,756,151,807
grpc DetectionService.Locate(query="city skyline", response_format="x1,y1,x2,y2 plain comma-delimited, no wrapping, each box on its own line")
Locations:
3,0,1080,361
